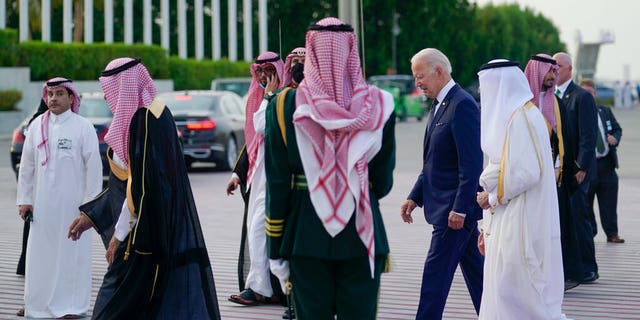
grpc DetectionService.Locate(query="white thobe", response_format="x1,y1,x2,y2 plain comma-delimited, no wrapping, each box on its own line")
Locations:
478,105,567,320
245,99,273,297
16,110,102,318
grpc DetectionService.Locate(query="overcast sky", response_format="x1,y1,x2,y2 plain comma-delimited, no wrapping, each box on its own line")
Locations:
473,0,640,83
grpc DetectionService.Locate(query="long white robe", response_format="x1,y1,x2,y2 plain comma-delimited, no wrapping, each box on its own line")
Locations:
16,110,102,318
244,99,273,297
479,105,567,320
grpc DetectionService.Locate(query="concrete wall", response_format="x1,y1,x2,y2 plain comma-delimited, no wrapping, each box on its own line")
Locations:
0,67,173,136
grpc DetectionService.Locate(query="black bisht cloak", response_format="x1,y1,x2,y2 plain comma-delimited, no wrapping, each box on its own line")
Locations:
94,104,220,319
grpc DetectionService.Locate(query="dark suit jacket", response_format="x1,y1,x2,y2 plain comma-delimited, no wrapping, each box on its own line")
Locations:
597,105,622,169
408,84,483,227
560,81,598,183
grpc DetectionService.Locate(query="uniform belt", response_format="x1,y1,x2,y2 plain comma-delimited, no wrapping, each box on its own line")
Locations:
291,174,374,190
292,174,307,190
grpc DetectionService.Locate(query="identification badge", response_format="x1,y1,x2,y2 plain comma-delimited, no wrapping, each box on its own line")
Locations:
606,120,612,131
58,138,72,149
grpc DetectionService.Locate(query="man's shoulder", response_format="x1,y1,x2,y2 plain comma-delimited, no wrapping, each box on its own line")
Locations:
72,112,95,127
449,85,477,105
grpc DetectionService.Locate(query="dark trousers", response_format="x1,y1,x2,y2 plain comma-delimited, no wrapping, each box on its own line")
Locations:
289,255,384,320
416,225,483,320
563,180,599,278
558,184,583,281
587,159,619,237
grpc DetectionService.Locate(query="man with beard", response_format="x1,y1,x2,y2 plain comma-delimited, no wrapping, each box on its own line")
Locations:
476,59,567,319
264,17,396,319
17,78,102,318
525,54,582,291
227,51,287,306
68,58,220,319
524,54,567,183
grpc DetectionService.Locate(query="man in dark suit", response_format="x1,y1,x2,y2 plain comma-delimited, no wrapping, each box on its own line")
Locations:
580,78,624,243
553,52,599,284
401,48,483,320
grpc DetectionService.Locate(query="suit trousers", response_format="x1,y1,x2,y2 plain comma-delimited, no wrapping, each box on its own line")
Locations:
416,225,483,320
588,159,619,237
569,180,599,276
289,255,384,320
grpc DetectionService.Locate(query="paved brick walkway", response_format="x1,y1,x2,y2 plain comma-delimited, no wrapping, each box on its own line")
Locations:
1,106,639,319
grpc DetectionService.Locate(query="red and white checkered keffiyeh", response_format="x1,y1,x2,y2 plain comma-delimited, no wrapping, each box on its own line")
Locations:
99,57,157,167
282,47,305,87
38,77,81,166
294,17,392,277
245,51,284,185
525,54,559,128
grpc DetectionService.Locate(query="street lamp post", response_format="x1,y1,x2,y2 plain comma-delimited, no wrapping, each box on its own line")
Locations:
391,11,400,74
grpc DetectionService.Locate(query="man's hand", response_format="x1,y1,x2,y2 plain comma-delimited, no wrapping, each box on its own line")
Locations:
400,200,417,224
477,233,485,256
575,170,586,184
18,204,33,221
226,175,241,195
607,134,617,146
448,211,465,230
265,74,278,93
476,191,490,210
68,214,93,241
106,237,120,265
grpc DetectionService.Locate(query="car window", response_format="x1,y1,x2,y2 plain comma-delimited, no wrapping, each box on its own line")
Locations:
160,95,219,113
220,95,241,115
80,98,112,118
230,95,245,116
215,82,251,97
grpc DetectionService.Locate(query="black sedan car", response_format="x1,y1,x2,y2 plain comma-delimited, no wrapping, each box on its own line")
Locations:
157,90,245,171
10,93,112,180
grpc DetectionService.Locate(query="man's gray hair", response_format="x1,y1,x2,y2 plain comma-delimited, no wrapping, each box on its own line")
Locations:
553,52,572,66
411,48,452,74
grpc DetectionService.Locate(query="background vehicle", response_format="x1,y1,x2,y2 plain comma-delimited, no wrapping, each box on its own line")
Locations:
157,90,245,171
368,74,427,121
211,77,252,99
10,93,112,180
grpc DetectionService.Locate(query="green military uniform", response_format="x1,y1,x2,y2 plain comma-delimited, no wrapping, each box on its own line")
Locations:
264,89,395,319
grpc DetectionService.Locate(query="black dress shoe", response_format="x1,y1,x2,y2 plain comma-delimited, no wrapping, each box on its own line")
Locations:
564,279,580,291
582,272,599,283
282,308,296,319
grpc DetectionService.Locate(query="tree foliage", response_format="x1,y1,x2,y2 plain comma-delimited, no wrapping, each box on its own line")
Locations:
3,0,565,87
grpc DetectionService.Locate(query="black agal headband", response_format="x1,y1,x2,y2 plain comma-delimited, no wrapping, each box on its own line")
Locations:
530,55,557,65
255,55,281,64
307,23,354,32
478,60,520,71
46,79,73,87
101,58,142,77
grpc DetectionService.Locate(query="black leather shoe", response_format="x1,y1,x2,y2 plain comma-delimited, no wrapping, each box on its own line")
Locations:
282,308,296,319
564,279,580,291
582,272,599,283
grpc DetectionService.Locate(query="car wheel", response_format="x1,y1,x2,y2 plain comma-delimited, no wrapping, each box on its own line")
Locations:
219,135,238,171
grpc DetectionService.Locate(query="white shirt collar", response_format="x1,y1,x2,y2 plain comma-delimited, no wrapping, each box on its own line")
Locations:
556,79,572,97
49,108,73,123
436,79,456,104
